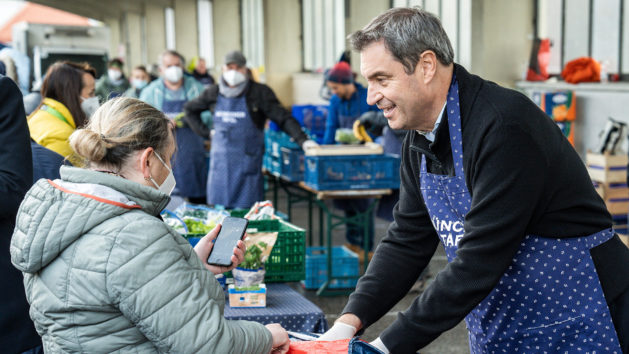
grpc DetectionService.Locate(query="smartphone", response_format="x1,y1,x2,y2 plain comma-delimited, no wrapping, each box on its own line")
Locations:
207,217,249,266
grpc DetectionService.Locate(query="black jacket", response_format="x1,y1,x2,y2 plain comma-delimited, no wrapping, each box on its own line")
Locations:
343,65,629,353
183,81,308,146
0,76,41,352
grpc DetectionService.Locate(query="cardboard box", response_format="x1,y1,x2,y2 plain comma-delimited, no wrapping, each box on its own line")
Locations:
586,152,628,183
228,284,267,308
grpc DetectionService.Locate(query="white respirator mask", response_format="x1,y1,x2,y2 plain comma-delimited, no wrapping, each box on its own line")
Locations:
164,65,183,83
150,151,177,195
223,69,247,87
80,96,100,118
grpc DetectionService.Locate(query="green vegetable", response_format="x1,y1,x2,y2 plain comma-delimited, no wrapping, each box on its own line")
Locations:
240,241,268,270
184,219,215,234
335,128,360,144
235,285,261,291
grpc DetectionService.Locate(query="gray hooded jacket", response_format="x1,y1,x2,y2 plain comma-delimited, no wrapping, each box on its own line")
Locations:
11,166,272,353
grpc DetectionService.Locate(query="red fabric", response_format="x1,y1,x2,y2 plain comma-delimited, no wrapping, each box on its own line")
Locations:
561,57,601,84
287,339,350,354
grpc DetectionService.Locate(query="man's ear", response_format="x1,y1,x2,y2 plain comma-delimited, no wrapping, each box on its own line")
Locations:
418,50,438,84
139,147,154,180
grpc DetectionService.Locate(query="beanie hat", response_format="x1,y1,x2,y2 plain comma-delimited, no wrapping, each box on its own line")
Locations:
326,61,353,84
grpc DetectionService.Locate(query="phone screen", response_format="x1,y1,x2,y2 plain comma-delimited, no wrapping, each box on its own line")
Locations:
207,217,249,266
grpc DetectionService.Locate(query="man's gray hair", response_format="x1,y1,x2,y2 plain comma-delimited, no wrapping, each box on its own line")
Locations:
158,50,185,68
349,7,454,74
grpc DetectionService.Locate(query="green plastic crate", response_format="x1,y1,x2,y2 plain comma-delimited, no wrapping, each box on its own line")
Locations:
244,219,305,283
184,217,305,283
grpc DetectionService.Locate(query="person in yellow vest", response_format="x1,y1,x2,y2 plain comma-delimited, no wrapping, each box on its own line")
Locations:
28,61,98,166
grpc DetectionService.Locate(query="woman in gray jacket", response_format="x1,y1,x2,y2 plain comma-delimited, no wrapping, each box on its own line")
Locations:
11,97,289,353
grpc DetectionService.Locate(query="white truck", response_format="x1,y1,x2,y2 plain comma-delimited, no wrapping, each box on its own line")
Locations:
12,22,110,90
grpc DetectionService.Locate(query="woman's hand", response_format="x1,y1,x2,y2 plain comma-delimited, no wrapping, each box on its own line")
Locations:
194,224,246,275
265,323,289,353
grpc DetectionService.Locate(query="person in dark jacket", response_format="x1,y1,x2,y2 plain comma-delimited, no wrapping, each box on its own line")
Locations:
184,51,317,209
30,141,64,183
317,7,629,353
0,75,41,353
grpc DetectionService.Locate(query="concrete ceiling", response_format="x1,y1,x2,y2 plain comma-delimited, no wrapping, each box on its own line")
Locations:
28,0,176,21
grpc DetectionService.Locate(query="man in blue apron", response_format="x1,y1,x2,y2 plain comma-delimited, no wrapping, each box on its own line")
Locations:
323,62,381,259
140,50,207,204
319,8,629,353
184,51,317,209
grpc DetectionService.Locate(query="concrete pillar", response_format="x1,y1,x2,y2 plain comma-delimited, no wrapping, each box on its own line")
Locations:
145,3,167,67
104,16,121,64
174,0,199,64
264,0,301,106
125,12,143,71
212,0,241,75
471,0,534,86
348,0,390,83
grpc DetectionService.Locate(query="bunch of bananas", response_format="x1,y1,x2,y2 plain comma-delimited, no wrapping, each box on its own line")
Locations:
353,120,373,142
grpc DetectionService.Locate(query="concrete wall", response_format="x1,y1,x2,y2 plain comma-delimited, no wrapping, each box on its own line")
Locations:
212,0,241,77
264,0,302,106
145,3,167,67
174,0,198,64
471,0,534,87
348,0,389,84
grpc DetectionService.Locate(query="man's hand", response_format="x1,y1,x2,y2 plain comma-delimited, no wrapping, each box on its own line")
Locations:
317,313,361,341
194,224,246,274
301,139,319,151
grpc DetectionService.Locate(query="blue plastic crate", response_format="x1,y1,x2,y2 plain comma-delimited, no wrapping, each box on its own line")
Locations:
263,154,282,176
280,147,304,181
304,154,401,190
265,129,300,158
303,246,359,289
292,104,327,144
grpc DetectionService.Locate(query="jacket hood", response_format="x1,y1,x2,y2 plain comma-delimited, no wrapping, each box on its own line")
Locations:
11,166,170,273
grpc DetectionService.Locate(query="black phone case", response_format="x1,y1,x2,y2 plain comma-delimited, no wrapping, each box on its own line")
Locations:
207,217,248,266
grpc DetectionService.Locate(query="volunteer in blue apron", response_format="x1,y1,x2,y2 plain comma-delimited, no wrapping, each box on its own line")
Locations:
140,50,207,204
319,8,628,353
184,51,317,209
323,62,381,259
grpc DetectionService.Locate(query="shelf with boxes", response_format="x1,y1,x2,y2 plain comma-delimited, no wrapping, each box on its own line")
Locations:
586,152,629,244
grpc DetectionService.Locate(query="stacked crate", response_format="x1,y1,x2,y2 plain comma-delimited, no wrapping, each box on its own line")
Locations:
263,129,305,181
586,152,629,241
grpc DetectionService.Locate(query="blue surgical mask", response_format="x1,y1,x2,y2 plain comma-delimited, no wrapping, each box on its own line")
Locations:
132,78,148,90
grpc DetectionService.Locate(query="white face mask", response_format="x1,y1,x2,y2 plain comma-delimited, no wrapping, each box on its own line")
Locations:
80,96,100,118
150,151,176,195
223,69,247,87
164,65,183,83
108,69,122,82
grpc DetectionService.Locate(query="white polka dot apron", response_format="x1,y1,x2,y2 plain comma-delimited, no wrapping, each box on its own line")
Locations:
419,76,622,353
207,94,264,209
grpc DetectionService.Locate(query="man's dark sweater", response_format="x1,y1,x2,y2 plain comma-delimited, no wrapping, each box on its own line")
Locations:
183,80,308,145
343,64,629,353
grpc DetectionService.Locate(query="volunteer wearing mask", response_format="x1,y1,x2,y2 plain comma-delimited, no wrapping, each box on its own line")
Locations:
318,7,629,353
141,50,207,204
124,65,151,98
28,61,97,166
95,58,130,101
184,50,318,209
12,97,290,353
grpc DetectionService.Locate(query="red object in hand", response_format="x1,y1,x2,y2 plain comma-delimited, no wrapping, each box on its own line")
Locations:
287,339,351,354
561,57,601,83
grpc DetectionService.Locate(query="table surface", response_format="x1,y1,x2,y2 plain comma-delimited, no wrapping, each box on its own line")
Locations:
223,283,328,333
